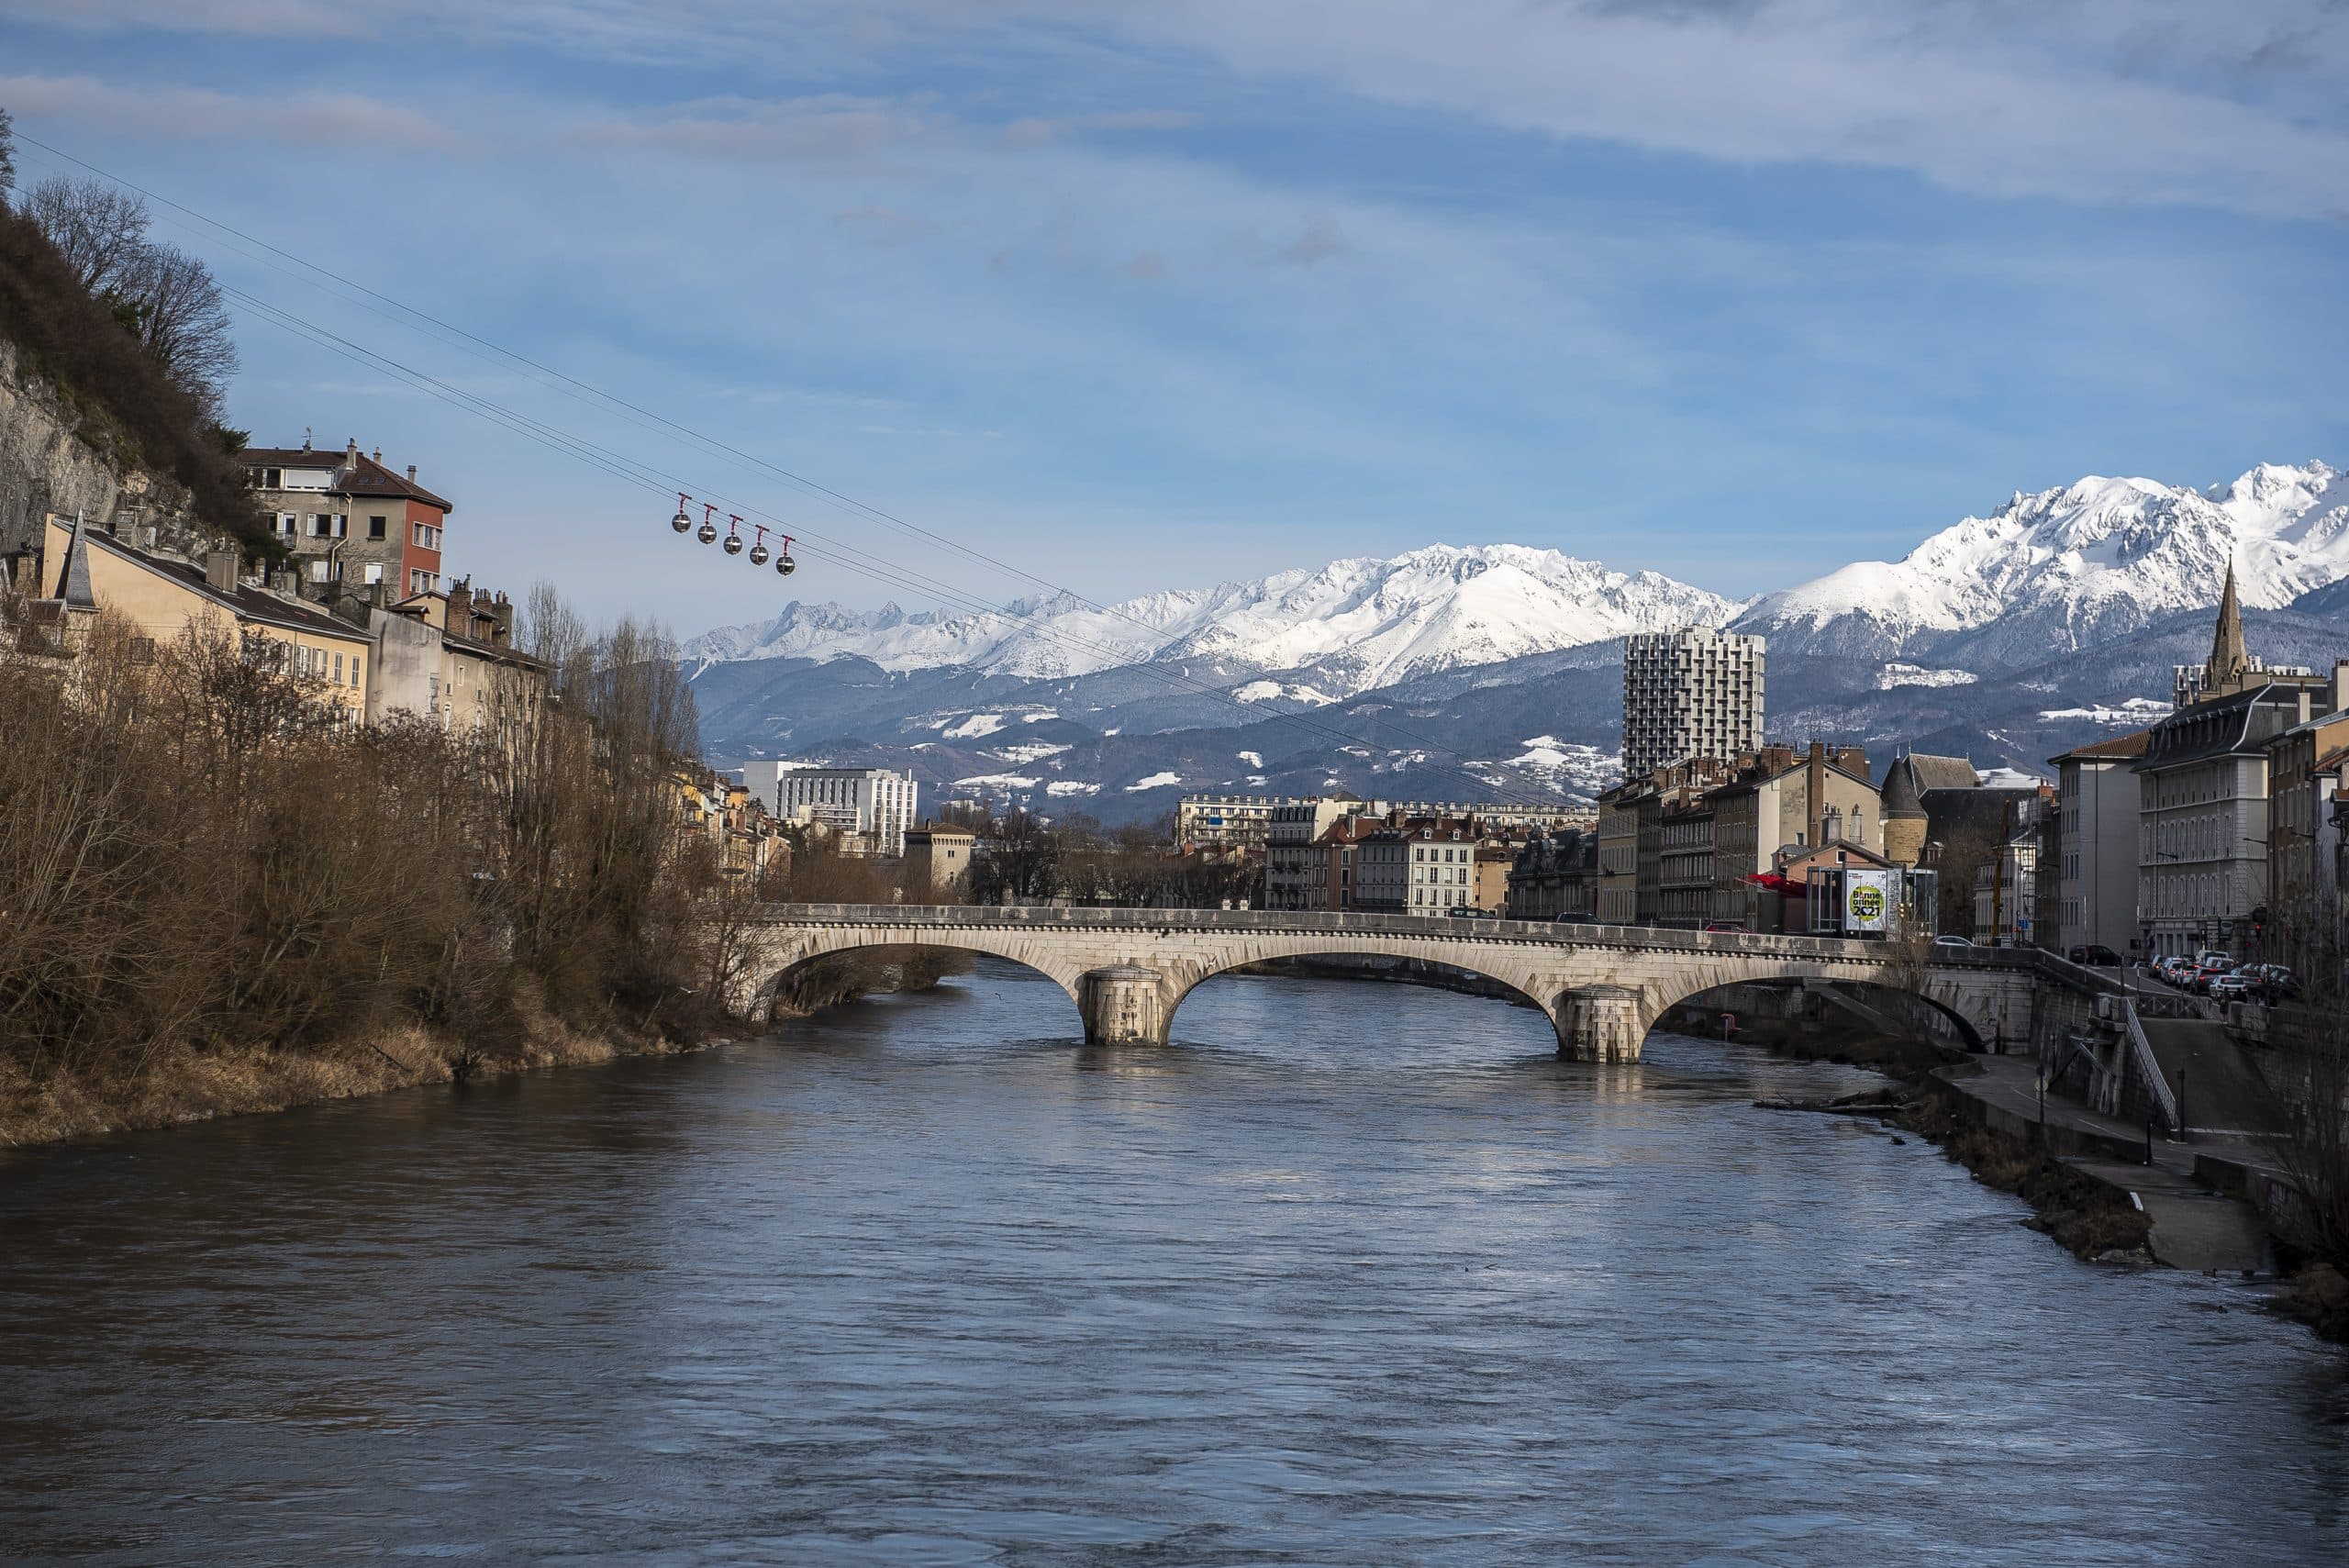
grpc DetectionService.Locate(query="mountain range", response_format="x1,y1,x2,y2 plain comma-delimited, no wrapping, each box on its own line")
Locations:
683,462,2348,821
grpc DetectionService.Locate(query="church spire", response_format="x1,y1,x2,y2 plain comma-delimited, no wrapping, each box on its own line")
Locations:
2205,558,2248,689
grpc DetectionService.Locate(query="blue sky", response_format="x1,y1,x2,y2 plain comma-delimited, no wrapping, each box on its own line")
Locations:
4,1,2346,632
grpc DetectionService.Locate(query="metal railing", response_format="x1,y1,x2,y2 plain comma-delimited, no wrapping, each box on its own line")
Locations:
750,902,2049,970
2121,997,2181,1130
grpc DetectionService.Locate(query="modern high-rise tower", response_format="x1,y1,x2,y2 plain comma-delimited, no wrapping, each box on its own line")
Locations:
1620,626,1766,780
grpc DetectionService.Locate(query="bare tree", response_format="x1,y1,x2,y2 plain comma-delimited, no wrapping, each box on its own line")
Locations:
21,175,238,414
0,105,16,202
23,175,150,297
122,241,238,415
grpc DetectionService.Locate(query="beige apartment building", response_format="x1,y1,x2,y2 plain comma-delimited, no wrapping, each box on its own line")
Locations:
35,514,370,717
1263,797,1370,909
903,824,977,896
363,577,546,733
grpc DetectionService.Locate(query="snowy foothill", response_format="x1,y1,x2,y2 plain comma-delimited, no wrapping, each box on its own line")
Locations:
1876,663,1977,689
989,741,1070,765
1125,772,1184,792
2038,698,2171,725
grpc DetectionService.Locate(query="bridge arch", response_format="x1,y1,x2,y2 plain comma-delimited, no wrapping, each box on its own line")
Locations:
1163,947,1561,1047
743,924,1090,1027
1653,973,1988,1053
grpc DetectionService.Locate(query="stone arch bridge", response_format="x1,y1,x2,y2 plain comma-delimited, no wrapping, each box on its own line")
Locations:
737,906,2109,1061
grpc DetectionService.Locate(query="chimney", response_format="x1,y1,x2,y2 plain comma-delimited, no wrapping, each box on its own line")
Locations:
373,448,382,462
204,550,239,594
1806,740,1826,848
406,464,417,484
345,437,357,465
2333,660,2349,717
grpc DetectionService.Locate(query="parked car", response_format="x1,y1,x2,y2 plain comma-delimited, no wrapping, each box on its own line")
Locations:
1933,935,1974,947
2210,972,2258,1002
2191,962,2236,995
1445,905,1480,917
2067,944,2123,966
1701,921,1747,933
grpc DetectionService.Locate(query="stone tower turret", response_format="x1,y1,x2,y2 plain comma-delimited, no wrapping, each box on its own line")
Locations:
1881,755,1927,868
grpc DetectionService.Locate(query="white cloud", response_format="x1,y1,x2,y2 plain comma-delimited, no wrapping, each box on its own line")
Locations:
0,73,468,151
1103,0,2349,218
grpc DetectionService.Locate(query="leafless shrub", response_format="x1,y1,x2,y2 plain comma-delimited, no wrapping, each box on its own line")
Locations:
0,593,742,1113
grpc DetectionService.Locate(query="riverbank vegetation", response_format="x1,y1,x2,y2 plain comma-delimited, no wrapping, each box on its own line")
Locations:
0,603,741,1146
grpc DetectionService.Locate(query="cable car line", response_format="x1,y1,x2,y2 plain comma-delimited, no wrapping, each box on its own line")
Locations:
28,132,1571,807
17,136,1555,805
225,286,1563,810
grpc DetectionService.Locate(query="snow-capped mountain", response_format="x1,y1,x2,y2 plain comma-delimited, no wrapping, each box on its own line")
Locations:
1734,462,2348,664
685,543,1741,697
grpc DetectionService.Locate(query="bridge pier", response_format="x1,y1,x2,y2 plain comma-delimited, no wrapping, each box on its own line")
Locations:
1079,964,1171,1046
1557,984,1645,1062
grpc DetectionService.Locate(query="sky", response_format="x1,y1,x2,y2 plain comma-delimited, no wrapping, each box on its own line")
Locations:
4,1,2346,635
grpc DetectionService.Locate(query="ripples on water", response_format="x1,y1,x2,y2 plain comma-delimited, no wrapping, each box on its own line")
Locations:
4,959,2347,1565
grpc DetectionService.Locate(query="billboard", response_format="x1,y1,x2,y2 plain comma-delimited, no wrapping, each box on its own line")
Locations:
1842,870,1892,934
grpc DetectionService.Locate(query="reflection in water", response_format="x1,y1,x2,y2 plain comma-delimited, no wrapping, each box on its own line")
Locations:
4,957,2347,1565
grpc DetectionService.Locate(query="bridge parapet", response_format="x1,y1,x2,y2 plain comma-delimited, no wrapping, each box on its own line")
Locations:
738,904,2058,1058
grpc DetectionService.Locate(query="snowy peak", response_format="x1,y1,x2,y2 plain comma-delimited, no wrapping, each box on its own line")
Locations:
1735,461,2348,662
684,541,1737,697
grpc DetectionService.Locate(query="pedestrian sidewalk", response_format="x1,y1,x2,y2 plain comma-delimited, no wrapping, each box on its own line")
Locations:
1936,1054,2281,1273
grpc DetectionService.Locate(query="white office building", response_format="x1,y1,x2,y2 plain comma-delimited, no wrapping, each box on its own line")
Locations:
741,764,919,857
1621,626,1765,782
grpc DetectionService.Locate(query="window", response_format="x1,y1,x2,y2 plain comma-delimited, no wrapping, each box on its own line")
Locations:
412,521,443,551
369,515,387,540
334,652,344,683
363,562,384,584
310,513,333,538
278,512,297,536
409,568,438,595
351,656,362,688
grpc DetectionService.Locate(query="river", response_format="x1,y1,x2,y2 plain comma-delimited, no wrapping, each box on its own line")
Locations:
4,961,2346,1565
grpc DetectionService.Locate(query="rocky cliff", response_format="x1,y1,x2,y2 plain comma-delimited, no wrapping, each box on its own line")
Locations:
0,337,206,568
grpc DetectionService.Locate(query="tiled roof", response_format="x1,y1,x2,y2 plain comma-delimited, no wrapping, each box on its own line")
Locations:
241,446,343,467
1903,753,1979,792
84,530,370,644
242,448,452,511
2051,729,2152,763
334,453,452,512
